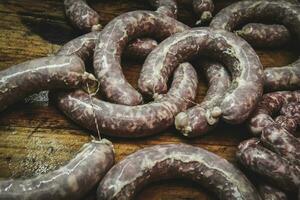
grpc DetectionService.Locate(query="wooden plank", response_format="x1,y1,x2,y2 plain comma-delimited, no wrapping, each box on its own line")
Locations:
0,0,298,199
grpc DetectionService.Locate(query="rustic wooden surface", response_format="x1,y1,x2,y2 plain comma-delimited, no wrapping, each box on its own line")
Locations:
0,0,298,199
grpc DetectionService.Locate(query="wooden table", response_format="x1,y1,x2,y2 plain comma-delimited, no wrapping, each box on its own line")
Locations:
0,0,298,199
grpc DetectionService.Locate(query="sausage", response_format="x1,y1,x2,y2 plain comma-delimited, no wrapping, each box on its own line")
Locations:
258,183,288,200
280,102,300,117
57,32,99,62
248,91,300,136
123,38,158,60
0,139,115,200
193,0,214,25
57,32,158,62
261,123,300,166
53,63,197,137
275,102,300,134
235,23,291,48
97,143,261,200
175,59,231,137
236,138,300,192
210,0,300,92
139,27,264,124
63,1,172,59
264,59,300,92
63,0,179,31
56,30,227,138
148,0,178,18
0,55,98,112
64,0,101,32
275,115,300,134
210,0,300,39
93,11,189,106
242,92,300,193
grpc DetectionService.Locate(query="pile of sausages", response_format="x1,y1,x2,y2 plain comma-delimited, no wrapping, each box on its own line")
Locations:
0,0,299,199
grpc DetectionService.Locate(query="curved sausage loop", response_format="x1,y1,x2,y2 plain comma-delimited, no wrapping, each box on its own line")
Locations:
248,90,300,136
55,28,197,137
0,139,114,200
235,23,291,48
139,27,264,124
210,0,300,92
261,123,300,166
0,55,98,112
93,11,189,106
63,0,174,58
241,92,300,193
97,143,260,200
237,138,300,192
193,0,214,25
54,63,198,137
175,60,231,137
56,29,231,138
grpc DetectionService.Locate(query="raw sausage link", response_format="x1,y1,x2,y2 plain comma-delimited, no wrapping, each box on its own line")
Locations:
97,143,260,200
57,32,158,62
64,0,101,32
53,63,197,137
264,59,300,92
236,138,300,192
258,183,288,200
235,23,291,48
148,0,178,18
261,123,300,166
210,0,300,92
139,27,263,124
0,55,98,112
175,60,231,137
0,139,114,200
248,91,300,136
93,11,189,106
193,0,214,25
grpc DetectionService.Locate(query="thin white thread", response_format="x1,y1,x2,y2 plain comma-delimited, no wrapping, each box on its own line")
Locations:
152,85,201,107
86,83,101,140
169,93,200,106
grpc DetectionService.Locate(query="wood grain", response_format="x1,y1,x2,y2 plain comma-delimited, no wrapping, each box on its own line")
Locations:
0,0,298,199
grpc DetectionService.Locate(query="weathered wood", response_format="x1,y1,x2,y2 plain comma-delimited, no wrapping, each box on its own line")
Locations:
0,0,298,199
